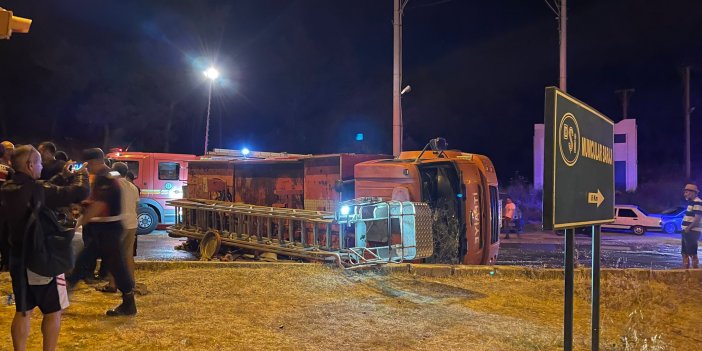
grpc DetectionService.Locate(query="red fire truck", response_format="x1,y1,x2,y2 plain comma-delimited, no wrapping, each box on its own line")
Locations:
106,151,198,234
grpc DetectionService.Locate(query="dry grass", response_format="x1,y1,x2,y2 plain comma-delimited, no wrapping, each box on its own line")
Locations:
0,265,700,351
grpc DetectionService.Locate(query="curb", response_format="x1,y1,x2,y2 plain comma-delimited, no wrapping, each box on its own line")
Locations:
133,261,702,282
384,264,702,282
134,260,317,271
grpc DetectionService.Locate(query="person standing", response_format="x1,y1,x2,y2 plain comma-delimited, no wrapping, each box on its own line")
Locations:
0,141,14,184
681,184,701,269
0,142,14,270
98,162,139,293
54,151,68,162
74,148,136,315
38,142,66,181
503,197,516,240
0,145,89,351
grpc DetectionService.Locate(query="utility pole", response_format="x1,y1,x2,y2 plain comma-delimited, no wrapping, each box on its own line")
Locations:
559,0,567,92
615,89,635,120
684,66,691,179
392,0,404,157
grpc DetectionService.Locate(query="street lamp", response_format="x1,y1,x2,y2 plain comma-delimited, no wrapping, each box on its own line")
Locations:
203,66,220,154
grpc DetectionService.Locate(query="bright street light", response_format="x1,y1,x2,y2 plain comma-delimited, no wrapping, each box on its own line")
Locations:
203,66,220,154
204,67,220,80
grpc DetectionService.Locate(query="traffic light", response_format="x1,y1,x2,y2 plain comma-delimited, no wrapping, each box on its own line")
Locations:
0,8,32,39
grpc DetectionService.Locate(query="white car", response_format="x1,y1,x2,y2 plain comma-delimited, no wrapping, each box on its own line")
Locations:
601,205,661,235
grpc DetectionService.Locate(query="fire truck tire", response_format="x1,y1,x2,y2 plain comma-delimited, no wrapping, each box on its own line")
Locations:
136,206,158,235
200,231,221,260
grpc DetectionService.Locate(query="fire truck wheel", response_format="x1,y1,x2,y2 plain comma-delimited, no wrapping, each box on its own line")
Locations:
136,206,158,235
200,231,222,260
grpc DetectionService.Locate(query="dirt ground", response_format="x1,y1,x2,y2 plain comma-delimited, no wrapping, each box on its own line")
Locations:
0,264,700,351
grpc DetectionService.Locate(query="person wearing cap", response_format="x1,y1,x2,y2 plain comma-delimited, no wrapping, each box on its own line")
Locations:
681,183,701,269
0,141,14,184
1,140,14,166
97,162,139,294
70,148,137,315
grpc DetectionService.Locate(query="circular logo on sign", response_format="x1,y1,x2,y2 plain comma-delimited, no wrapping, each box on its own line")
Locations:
558,113,580,167
164,182,174,190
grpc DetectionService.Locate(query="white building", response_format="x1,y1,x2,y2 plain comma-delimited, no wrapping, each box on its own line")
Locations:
534,119,637,192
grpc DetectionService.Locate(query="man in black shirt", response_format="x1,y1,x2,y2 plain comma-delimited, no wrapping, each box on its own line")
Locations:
38,142,66,181
0,145,89,351
0,142,13,271
75,148,137,316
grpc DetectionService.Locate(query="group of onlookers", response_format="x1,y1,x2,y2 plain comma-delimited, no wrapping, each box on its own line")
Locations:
0,140,140,351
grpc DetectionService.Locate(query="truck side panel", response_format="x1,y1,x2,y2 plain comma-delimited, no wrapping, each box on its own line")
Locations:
304,154,388,211
187,161,235,201
353,161,423,201
234,161,304,208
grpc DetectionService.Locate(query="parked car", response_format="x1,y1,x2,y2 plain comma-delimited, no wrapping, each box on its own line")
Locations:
601,204,661,235
650,206,686,234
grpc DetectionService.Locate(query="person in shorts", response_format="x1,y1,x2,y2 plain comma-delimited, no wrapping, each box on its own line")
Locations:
0,145,88,350
681,183,701,269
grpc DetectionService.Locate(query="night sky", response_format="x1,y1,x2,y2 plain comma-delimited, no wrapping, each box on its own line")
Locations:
1,0,701,184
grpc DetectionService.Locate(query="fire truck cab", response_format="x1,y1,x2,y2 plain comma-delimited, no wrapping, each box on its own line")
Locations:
106,151,198,234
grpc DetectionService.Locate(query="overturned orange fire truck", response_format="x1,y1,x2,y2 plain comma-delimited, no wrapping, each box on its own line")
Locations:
167,138,501,267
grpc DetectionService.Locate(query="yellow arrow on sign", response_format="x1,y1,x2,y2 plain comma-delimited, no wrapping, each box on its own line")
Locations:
587,189,604,207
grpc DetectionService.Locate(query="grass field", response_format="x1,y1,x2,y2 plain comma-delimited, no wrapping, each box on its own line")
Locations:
0,264,700,350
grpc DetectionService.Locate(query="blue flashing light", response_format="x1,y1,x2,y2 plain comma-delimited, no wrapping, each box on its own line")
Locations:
241,148,250,156
457,193,463,198
340,205,351,216
355,133,364,141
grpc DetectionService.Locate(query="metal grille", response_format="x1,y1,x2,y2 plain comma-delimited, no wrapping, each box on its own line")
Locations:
413,203,434,259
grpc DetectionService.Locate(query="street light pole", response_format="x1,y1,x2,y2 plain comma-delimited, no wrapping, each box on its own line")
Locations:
392,0,404,157
559,0,567,92
684,66,691,179
204,80,213,155
203,66,220,155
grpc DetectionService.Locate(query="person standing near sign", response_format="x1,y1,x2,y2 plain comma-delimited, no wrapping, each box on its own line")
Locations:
503,197,516,239
681,184,701,269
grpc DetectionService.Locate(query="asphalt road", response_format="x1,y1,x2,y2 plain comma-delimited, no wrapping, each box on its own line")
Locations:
130,229,693,270
496,229,687,269
135,230,195,261
71,229,197,262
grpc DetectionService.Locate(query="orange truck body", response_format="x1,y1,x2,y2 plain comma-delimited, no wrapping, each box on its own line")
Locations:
184,149,501,265
353,150,500,265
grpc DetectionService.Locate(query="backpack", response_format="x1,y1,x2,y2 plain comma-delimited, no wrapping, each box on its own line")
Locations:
24,185,75,277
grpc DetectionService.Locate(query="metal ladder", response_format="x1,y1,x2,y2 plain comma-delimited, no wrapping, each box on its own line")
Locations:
168,198,433,268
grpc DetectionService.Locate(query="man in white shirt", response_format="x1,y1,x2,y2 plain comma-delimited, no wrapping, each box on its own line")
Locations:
681,183,702,269
98,162,140,293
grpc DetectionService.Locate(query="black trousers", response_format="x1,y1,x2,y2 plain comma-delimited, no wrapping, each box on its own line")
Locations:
71,222,134,294
69,223,100,283
0,221,9,271
93,222,134,294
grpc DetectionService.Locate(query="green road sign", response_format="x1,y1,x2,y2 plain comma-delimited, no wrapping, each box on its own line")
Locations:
543,87,615,230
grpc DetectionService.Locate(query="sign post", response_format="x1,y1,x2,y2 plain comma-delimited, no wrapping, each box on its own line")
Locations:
543,87,614,350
